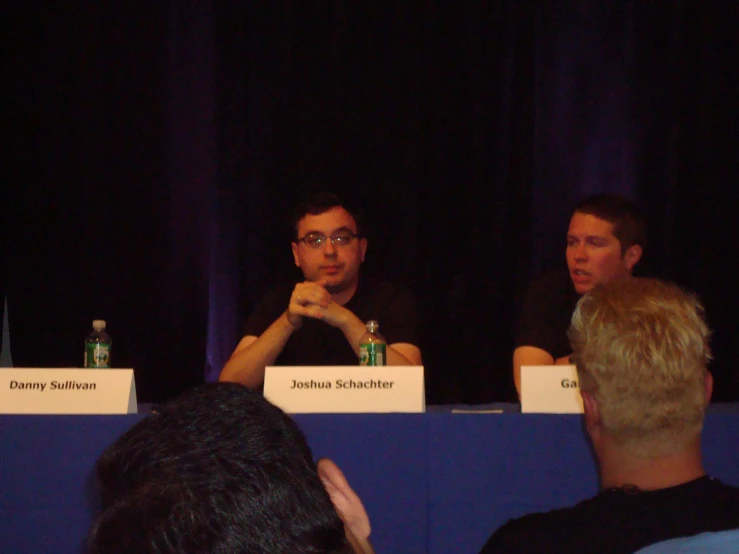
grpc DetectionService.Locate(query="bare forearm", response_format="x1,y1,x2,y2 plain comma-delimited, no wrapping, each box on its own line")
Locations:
385,345,416,365
219,313,295,388
340,312,369,357
338,313,419,366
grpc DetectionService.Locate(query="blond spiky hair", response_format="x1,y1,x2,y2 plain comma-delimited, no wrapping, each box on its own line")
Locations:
568,278,712,458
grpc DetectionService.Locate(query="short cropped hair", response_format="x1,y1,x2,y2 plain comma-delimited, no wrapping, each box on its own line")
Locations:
89,383,352,554
291,192,364,240
573,193,648,254
568,278,711,458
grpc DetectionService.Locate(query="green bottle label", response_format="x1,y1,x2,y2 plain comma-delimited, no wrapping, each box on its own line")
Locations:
85,343,111,368
359,343,386,366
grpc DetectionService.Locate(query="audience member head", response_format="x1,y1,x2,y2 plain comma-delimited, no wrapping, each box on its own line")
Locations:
568,278,712,459
566,194,646,294
89,382,358,554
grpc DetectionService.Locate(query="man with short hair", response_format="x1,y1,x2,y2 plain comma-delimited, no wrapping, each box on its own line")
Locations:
513,193,646,395
220,192,422,389
89,382,374,554
482,279,739,553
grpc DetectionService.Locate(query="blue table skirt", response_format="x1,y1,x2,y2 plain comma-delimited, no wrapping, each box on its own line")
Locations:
1,407,737,554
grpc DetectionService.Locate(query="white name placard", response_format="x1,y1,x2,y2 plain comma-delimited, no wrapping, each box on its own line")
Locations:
264,366,425,414
520,365,583,414
0,368,137,414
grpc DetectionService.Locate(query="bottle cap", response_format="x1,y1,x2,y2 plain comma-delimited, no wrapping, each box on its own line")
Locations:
92,320,106,330
366,320,379,333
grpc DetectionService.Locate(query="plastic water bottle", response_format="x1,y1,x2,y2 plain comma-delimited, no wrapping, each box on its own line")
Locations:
359,320,386,366
85,320,112,368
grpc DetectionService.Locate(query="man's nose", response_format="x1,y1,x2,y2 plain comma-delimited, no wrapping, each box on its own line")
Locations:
574,243,588,260
323,238,338,256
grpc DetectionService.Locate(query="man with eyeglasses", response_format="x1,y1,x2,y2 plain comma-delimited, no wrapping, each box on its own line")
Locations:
220,192,422,388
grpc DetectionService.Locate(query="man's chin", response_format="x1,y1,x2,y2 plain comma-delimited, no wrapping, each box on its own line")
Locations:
323,280,344,294
311,271,358,295
572,282,593,295
323,278,361,299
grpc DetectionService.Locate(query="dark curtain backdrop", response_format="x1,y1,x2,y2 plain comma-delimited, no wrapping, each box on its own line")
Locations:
6,1,738,404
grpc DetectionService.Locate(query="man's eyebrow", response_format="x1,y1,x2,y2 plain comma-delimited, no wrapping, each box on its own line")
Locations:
332,226,356,234
301,226,356,236
567,232,609,239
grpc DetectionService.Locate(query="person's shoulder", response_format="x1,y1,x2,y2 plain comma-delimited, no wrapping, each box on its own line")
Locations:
704,477,739,492
359,277,414,300
667,475,739,501
493,509,557,535
519,268,579,319
244,283,295,326
697,477,739,502
525,268,572,295
480,495,606,553
479,509,568,552
257,283,295,304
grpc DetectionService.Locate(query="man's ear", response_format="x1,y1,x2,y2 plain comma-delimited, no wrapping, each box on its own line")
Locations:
359,237,368,263
291,242,301,268
317,458,371,541
704,371,714,404
623,244,642,273
581,390,601,441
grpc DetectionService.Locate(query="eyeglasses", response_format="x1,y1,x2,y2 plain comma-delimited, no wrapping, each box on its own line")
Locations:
297,231,361,249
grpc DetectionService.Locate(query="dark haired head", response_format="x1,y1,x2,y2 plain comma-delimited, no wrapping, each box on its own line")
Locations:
89,383,352,554
572,194,647,254
291,192,364,240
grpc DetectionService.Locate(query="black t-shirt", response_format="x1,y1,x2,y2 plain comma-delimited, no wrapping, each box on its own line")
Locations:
515,270,580,359
243,278,420,366
479,476,739,554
